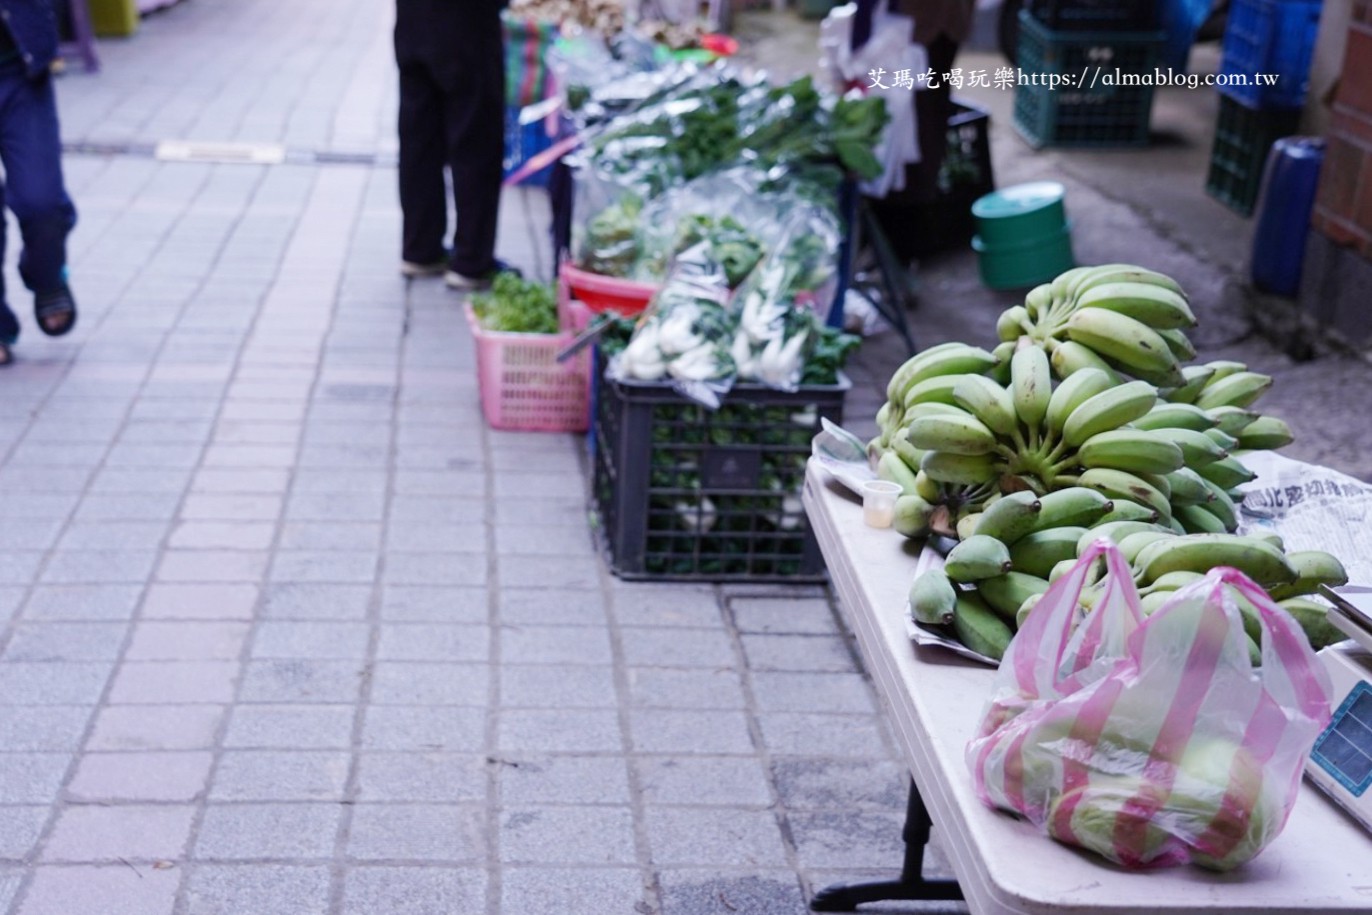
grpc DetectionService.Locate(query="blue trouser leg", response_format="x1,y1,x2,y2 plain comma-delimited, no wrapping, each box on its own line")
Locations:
0,63,76,310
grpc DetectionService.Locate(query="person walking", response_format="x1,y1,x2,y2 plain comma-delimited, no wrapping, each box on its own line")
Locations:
0,0,79,367
394,0,512,291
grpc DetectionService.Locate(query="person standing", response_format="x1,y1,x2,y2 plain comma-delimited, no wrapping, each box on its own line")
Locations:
394,0,511,291
0,0,79,367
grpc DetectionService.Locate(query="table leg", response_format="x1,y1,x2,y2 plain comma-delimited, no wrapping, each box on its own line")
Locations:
809,778,965,911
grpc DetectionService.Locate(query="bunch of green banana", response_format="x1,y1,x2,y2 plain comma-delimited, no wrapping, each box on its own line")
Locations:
997,264,1196,386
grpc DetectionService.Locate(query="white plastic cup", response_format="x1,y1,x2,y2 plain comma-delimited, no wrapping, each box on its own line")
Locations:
861,479,902,529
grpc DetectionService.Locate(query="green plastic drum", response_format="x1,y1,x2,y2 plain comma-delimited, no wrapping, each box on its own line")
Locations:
971,181,1068,247
971,224,1075,290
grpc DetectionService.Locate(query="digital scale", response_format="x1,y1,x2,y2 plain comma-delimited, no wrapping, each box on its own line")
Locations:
1304,586,1372,835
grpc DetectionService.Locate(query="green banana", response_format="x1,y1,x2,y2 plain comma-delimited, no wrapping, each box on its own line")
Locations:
972,491,1044,544
1278,597,1348,650
1132,401,1215,433
902,374,968,410
1027,486,1115,531
1177,503,1229,534
1076,428,1185,475
920,451,998,486
1140,591,1175,615
944,535,1015,583
913,470,942,503
1011,345,1052,431
1164,467,1215,506
1205,405,1260,436
1194,476,1239,530
1163,365,1217,405
1025,283,1054,320
1072,280,1197,330
1196,455,1257,490
1094,500,1159,524
889,434,927,475
1048,557,1079,583
1267,550,1350,601
1194,371,1274,410
1117,529,1177,564
952,375,1019,439
1049,340,1123,383
1051,265,1100,303
1069,265,1187,303
1139,570,1206,593
1236,415,1294,450
906,413,999,456
909,569,958,626
1044,367,1115,436
1064,309,1183,385
1203,360,1250,383
1061,380,1159,448
1133,533,1297,586
886,343,1000,403
1157,327,1197,361
1077,467,1172,520
955,510,983,542
952,592,1013,661
977,572,1051,622
998,305,1031,342
1016,593,1045,629
1078,519,1171,552
877,451,922,496
892,494,935,539
1009,527,1088,578
1203,427,1240,451
1147,427,1229,466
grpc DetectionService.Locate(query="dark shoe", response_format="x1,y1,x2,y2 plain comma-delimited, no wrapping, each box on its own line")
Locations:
400,255,448,278
0,341,11,367
443,260,522,291
35,283,77,338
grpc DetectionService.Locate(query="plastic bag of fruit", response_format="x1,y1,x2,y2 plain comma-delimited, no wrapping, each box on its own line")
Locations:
966,539,1333,870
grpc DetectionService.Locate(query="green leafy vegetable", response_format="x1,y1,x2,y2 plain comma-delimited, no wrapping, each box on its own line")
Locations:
470,273,559,335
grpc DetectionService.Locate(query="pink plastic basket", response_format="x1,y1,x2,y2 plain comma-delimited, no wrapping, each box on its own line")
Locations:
465,304,590,433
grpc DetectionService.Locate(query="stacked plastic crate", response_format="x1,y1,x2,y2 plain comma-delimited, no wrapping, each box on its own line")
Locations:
1205,0,1323,216
1012,1,1165,148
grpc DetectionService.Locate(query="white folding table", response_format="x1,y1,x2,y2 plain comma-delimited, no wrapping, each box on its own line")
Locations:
802,461,1372,914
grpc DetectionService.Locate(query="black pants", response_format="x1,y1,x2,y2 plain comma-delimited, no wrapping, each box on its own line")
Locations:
394,0,504,276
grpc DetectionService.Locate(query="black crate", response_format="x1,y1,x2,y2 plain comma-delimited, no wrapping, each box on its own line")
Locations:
1205,91,1301,216
1013,11,1164,148
1027,0,1158,32
592,376,848,582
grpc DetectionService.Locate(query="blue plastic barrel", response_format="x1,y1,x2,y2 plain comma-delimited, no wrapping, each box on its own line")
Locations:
1250,137,1325,297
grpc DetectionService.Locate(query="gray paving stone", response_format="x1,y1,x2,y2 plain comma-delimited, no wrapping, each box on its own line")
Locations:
657,871,807,915
731,596,842,635
501,866,650,912
625,667,748,710
0,706,93,751
0,587,23,619
356,752,487,803
42,804,197,862
492,523,595,557
87,704,225,751
260,582,372,620
21,584,144,621
341,866,487,915
4,622,128,661
239,659,366,704
157,550,269,584
389,495,484,525
169,521,277,551
3,494,78,520
195,802,341,860
386,521,486,554
75,493,181,522
0,754,69,803
496,555,600,591
185,864,332,915
18,864,180,915
755,712,890,759
192,468,292,494
280,521,382,551
771,758,907,811
629,709,756,755
88,468,192,495
499,708,623,753
40,551,157,585
286,490,386,522
498,588,606,627
141,583,260,620
224,704,356,749
376,624,489,662
499,625,613,666
109,661,239,704
0,662,112,705
500,804,636,865
209,750,351,801
57,521,169,552
619,628,738,670
637,756,774,807
645,806,789,868
381,585,488,623
500,664,618,709
0,806,48,860
252,621,371,659
270,550,380,583
0,869,21,909
392,470,486,497
750,671,879,714
362,705,486,751
346,803,484,862
383,553,488,587
125,621,250,661
179,493,284,521
67,751,214,802
612,584,723,628
788,809,908,871
740,633,858,673
369,662,489,706
496,754,632,806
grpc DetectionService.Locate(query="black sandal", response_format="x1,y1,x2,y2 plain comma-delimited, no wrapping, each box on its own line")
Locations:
35,283,77,338
0,341,12,367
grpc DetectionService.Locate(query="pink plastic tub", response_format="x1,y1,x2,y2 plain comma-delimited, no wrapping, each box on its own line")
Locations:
466,304,590,433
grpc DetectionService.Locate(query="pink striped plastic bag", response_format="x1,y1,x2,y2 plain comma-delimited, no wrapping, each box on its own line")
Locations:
966,539,1334,870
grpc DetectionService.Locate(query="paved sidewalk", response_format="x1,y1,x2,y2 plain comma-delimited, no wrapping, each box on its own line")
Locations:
0,2,948,913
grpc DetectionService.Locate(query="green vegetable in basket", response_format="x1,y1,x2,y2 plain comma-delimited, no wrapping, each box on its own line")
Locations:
581,194,644,277
470,273,559,335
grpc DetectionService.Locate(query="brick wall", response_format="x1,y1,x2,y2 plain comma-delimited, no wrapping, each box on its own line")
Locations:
1311,0,1372,260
